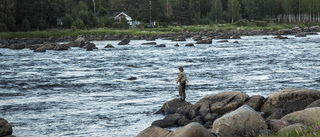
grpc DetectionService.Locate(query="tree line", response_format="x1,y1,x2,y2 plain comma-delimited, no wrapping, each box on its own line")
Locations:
0,0,320,32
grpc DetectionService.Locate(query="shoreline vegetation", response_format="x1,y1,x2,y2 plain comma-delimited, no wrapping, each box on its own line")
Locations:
1,23,320,39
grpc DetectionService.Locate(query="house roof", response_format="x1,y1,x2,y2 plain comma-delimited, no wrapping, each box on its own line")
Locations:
114,12,132,21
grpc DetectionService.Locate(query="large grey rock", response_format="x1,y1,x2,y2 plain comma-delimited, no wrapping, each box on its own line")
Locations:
137,126,171,137
211,105,267,137
195,37,212,44
0,118,12,137
9,43,26,49
280,107,320,126
261,88,320,117
305,99,320,108
104,44,114,48
199,101,210,117
34,47,46,52
277,123,307,134
195,91,249,115
167,122,215,137
71,38,85,47
268,119,291,132
152,114,183,128
118,38,130,45
54,44,69,50
156,98,192,115
265,109,290,121
176,105,194,116
245,95,265,111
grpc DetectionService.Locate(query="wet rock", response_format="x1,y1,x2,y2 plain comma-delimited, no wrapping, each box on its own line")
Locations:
192,35,202,41
292,27,301,33
27,44,41,50
0,118,13,137
104,44,114,48
152,114,183,128
86,48,93,51
174,43,179,47
137,126,171,137
261,88,320,117
263,37,268,39
295,33,307,37
34,47,46,52
309,26,320,32
131,35,141,40
0,53,2,56
0,44,9,48
141,42,156,45
155,44,166,47
167,122,215,137
195,91,249,115
234,41,239,43
84,43,98,50
305,99,320,108
185,43,194,46
268,119,291,132
54,44,69,50
9,43,26,49
127,77,137,80
280,107,320,126
195,37,212,44
214,35,230,39
203,113,218,122
176,105,194,116
279,29,292,35
265,109,290,121
211,105,268,137
156,98,192,115
71,38,85,47
231,35,241,39
217,40,228,42
199,101,210,117
244,95,265,111
41,42,55,50
274,35,289,39
277,123,307,134
189,105,200,119
190,115,204,125
118,38,130,45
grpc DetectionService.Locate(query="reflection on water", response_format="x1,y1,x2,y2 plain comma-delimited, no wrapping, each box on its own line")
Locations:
0,34,320,136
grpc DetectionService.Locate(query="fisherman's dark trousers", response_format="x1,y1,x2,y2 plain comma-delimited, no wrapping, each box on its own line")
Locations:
179,81,186,97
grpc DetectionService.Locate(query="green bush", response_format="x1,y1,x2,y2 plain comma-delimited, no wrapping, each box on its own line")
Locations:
0,23,8,32
254,21,267,27
21,19,31,31
100,16,115,27
234,19,250,26
72,18,84,29
112,22,122,29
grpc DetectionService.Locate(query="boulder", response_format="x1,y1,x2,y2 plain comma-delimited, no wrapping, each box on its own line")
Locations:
0,118,13,137
274,35,289,39
71,38,85,47
155,44,166,47
118,38,130,45
244,95,265,111
34,47,46,52
217,40,228,42
176,105,194,116
0,44,9,48
260,88,320,117
167,122,215,137
309,26,320,32
265,109,290,121
192,35,202,41
292,27,301,32
203,113,218,122
174,43,179,47
199,101,210,117
234,41,239,43
190,115,204,125
195,91,249,115
214,35,230,39
189,105,200,119
9,43,26,49
137,126,171,137
305,99,320,108
28,45,42,50
41,43,55,50
131,35,141,40
54,44,69,50
141,42,156,45
280,107,320,126
177,116,190,126
105,44,114,48
156,98,192,115
295,33,307,37
211,105,268,137
277,123,307,134
231,35,241,39
195,38,212,44
152,113,183,128
279,29,292,35
268,119,291,132
185,43,194,47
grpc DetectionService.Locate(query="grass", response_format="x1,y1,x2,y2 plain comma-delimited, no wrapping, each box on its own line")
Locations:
0,22,319,39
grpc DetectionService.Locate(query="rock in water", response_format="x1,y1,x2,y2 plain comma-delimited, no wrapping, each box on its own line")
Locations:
156,98,192,115
167,122,215,137
127,77,137,80
260,88,320,117
118,38,130,45
104,44,114,48
137,126,171,137
195,91,249,115
211,105,268,137
0,118,13,137
155,44,166,47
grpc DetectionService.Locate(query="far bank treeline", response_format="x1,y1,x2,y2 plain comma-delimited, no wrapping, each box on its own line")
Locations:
1,0,320,32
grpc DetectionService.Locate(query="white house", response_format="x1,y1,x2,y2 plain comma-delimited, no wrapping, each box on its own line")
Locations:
114,12,140,27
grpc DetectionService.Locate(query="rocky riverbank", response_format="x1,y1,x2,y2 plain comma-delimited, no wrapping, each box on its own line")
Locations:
137,88,320,137
0,26,320,52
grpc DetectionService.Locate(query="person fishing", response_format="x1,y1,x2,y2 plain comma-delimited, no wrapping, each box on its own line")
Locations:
176,67,188,101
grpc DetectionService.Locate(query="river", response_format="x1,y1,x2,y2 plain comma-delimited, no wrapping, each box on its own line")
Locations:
1,34,320,137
